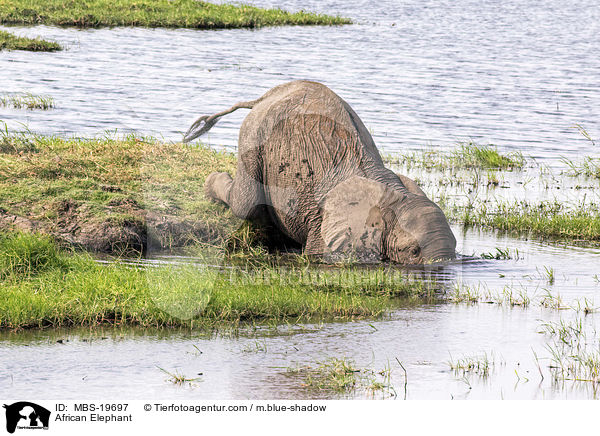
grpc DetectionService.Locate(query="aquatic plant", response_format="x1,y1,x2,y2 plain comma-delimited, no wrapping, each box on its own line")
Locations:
0,0,351,29
562,156,600,180
453,199,600,242
286,357,396,397
0,30,61,51
0,93,55,110
480,247,513,260
157,367,201,386
383,141,525,170
448,352,495,377
540,318,600,384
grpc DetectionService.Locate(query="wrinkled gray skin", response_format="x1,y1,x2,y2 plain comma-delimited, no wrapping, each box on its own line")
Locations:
184,80,456,263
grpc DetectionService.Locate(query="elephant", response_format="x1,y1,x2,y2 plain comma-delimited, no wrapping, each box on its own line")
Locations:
183,80,456,263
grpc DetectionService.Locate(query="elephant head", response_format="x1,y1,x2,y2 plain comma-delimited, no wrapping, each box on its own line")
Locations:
320,176,456,263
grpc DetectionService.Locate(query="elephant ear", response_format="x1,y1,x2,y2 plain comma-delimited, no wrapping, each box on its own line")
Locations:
320,176,389,262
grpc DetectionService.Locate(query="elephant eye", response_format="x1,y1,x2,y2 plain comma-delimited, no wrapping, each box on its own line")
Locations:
410,246,420,257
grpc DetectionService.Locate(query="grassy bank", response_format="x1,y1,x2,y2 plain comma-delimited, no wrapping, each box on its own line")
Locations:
0,132,239,253
0,0,350,29
0,233,433,329
0,93,55,110
0,30,61,51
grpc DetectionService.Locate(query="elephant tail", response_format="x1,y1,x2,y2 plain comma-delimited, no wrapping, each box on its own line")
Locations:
183,97,262,143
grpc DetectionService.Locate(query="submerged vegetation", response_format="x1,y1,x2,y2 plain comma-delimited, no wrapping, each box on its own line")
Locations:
0,0,351,29
0,232,434,330
541,318,600,384
286,357,396,397
448,352,495,377
0,93,55,110
0,30,61,51
563,156,600,180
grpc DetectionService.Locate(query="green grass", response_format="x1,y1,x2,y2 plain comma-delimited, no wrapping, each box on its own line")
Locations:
541,318,600,384
563,156,600,180
459,200,600,242
0,29,61,51
0,0,351,29
0,131,240,252
384,142,525,170
286,357,395,397
448,352,494,377
0,233,434,329
0,93,55,110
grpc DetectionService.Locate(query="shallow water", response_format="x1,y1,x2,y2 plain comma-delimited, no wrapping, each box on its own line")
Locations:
2,0,600,399
2,307,599,400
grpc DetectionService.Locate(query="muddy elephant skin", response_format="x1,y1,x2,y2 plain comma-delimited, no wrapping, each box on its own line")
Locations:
184,81,456,263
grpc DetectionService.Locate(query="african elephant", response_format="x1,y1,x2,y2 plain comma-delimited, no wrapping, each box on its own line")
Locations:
183,80,456,263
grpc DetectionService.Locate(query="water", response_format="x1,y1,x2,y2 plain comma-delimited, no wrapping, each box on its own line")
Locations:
2,0,599,164
1,308,599,400
2,0,600,399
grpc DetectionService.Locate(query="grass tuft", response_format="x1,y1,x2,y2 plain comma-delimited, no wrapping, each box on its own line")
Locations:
459,200,600,242
563,156,600,180
287,357,396,397
0,232,65,279
0,93,55,110
0,30,61,51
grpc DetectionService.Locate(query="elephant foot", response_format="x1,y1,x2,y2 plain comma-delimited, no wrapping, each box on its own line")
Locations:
204,172,233,204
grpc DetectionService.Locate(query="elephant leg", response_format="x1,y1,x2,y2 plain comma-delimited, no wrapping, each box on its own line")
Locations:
204,149,266,220
204,172,233,205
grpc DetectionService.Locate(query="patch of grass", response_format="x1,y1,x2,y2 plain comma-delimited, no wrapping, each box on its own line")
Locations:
0,30,61,51
384,142,525,170
455,200,600,242
480,247,513,260
287,357,396,397
448,352,494,377
0,131,240,252
0,0,351,29
157,367,201,386
0,233,434,329
0,232,64,279
0,93,55,110
563,156,600,180
449,283,530,307
540,318,600,384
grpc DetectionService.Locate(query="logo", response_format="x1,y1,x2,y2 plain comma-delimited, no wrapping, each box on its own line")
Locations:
3,402,50,434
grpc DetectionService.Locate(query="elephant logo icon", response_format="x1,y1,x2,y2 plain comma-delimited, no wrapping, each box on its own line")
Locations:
3,402,50,434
